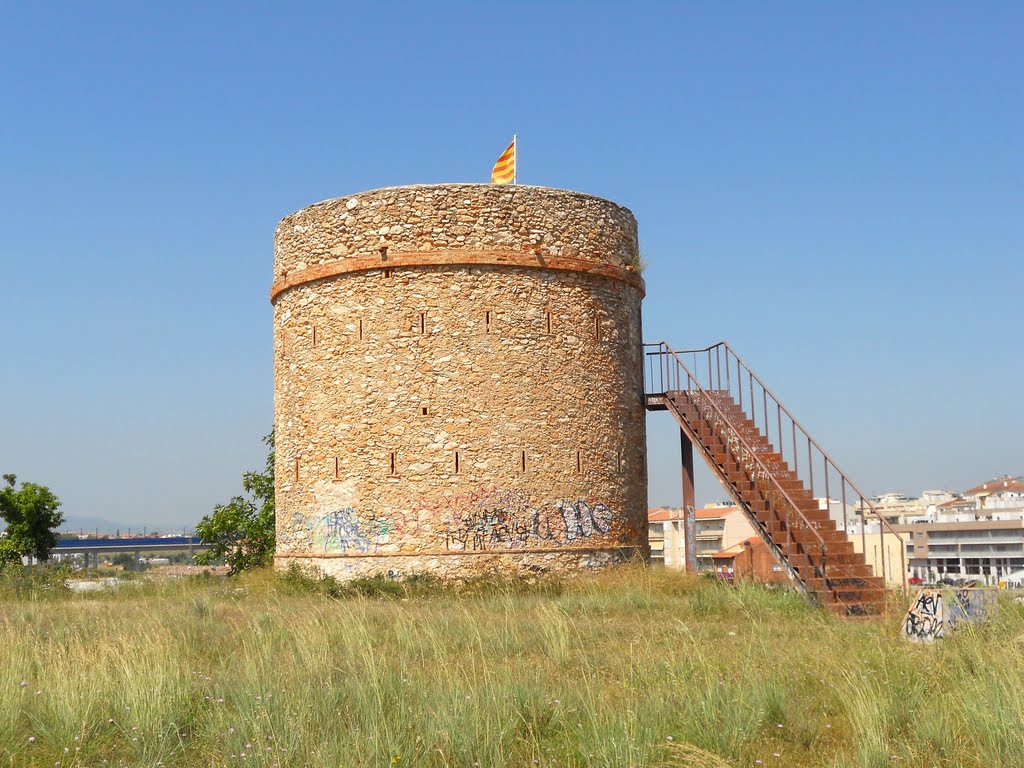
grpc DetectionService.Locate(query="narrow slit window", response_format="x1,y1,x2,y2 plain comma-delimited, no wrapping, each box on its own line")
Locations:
520,450,527,473
294,458,300,481
595,315,602,341
334,457,340,479
311,325,318,347
383,268,393,279
389,452,397,476
454,451,460,474
420,405,429,416
616,450,623,473
575,450,582,474
545,310,552,335
358,318,364,340
484,310,492,333
379,246,389,260
418,312,426,334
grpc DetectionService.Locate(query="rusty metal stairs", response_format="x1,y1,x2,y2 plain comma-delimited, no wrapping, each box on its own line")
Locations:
644,342,906,616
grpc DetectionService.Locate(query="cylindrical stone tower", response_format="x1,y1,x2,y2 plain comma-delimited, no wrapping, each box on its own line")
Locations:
271,184,647,579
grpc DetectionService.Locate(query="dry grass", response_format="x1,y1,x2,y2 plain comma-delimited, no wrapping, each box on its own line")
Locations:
2,566,1023,767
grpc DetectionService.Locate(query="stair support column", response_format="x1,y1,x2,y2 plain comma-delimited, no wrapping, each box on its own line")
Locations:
680,429,697,573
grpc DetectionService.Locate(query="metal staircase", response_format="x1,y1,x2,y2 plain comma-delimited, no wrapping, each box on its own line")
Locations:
644,342,906,616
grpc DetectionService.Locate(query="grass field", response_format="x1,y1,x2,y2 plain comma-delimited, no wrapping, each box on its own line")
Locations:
2,566,1023,768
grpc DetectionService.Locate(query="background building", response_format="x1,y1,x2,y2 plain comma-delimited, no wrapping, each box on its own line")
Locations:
694,505,757,572
648,507,685,569
711,537,787,583
882,476,1024,584
870,490,956,524
649,504,782,578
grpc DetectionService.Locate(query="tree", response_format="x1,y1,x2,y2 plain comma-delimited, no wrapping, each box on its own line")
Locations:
0,474,65,565
111,552,139,571
196,432,275,574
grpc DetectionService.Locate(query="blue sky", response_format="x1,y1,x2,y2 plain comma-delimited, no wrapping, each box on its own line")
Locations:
2,3,1021,529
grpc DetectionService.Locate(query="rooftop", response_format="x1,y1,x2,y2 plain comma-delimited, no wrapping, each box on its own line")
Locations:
648,505,742,521
648,508,681,522
696,505,740,519
964,476,1024,497
712,537,762,558
937,498,974,509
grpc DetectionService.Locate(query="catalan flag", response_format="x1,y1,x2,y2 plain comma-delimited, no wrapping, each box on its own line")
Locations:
490,136,516,185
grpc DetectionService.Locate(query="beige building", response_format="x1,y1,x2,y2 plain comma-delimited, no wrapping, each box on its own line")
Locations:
648,508,686,569
648,505,789,579
648,504,754,572
850,526,906,587
695,505,757,572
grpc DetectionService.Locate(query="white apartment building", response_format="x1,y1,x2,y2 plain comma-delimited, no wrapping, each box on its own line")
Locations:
891,476,1024,585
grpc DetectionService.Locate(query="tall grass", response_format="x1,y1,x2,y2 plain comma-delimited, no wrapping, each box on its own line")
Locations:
1,567,1022,767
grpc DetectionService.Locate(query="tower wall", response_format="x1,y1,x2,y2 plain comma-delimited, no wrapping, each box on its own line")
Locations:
271,184,648,579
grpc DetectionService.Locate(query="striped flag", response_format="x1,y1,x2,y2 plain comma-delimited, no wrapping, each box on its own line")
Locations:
490,136,516,185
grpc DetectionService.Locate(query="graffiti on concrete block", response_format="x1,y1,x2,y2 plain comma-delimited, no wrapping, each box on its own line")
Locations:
903,591,942,642
902,588,997,643
946,588,997,628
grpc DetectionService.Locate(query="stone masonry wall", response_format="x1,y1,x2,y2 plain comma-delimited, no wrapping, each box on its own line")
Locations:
273,184,639,279
272,184,648,580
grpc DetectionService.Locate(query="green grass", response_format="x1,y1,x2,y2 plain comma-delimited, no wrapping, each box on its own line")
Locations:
2,566,1023,767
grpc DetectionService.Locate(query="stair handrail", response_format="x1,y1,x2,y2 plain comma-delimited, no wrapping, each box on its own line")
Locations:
669,340,906,590
643,342,837,596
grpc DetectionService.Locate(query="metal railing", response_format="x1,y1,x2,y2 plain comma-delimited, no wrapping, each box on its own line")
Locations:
644,341,907,591
643,342,843,601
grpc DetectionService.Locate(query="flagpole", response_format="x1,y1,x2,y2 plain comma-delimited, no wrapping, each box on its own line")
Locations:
513,134,517,184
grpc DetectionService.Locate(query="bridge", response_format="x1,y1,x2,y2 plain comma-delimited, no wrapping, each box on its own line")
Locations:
52,536,211,568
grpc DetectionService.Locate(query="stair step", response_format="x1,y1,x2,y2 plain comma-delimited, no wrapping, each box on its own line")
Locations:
804,575,883,590
751,516,841,543
759,522,848,543
818,552,867,566
826,601,885,617
765,519,840,535
798,567,878,584
820,590,884,606
747,501,835,525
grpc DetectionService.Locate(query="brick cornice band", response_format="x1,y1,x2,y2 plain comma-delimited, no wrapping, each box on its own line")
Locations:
270,249,646,303
274,545,644,560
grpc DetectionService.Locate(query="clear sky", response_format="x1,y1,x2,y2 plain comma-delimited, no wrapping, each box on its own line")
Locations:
2,3,1021,530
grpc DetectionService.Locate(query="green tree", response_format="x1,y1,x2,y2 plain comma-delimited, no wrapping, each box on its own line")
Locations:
196,432,275,574
0,474,65,565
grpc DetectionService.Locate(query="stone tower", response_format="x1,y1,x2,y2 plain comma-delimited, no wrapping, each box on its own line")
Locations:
271,184,648,579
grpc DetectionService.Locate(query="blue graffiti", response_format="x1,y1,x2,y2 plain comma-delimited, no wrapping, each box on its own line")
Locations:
319,508,392,553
